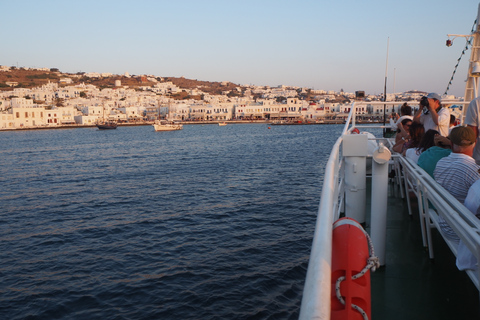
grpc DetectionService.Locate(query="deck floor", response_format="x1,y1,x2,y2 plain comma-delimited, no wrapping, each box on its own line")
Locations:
366,179,479,319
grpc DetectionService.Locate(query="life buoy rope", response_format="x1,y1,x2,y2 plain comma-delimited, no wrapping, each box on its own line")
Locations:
334,228,380,320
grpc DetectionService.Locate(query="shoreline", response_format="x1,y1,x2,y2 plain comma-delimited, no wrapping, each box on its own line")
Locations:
0,119,385,131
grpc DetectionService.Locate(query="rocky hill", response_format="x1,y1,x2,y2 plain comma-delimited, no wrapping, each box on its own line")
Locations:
0,68,242,98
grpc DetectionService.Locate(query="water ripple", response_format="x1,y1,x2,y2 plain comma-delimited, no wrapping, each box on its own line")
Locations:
0,124,344,319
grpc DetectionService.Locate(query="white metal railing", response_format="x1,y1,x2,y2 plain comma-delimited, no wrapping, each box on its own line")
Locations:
299,100,475,319
399,155,480,290
299,102,362,319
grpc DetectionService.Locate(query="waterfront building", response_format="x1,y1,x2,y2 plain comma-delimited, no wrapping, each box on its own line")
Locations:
189,103,208,120
73,114,100,125
208,102,234,120
54,106,77,125
117,106,144,121
0,112,14,129
167,103,191,121
10,105,47,128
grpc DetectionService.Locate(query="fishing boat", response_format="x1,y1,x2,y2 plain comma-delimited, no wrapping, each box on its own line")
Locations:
153,120,183,131
96,121,117,130
299,4,480,319
96,104,118,130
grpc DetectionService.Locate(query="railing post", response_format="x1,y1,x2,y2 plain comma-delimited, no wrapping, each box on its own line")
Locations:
342,133,368,223
370,143,391,266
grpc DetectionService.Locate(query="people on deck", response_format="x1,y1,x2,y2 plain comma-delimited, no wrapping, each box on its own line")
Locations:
465,95,480,164
433,126,480,241
405,129,439,164
389,103,413,131
392,118,412,153
456,179,480,271
449,114,456,134
413,93,450,137
417,134,452,178
401,121,424,156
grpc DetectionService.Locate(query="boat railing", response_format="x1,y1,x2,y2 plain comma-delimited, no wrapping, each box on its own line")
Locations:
399,155,480,290
300,101,381,319
300,100,476,319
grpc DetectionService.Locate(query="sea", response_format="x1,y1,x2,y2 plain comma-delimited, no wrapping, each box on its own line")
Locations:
0,123,343,320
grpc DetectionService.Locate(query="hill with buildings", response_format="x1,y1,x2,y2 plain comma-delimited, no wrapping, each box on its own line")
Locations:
0,67,244,98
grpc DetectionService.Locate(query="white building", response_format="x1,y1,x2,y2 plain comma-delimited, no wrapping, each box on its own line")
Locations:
10,105,47,128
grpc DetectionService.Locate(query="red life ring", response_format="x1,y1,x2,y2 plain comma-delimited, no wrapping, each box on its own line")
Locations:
331,217,371,320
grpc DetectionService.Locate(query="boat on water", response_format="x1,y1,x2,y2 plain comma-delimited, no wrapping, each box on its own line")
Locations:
153,120,183,131
300,4,480,319
218,122,227,126
96,121,118,130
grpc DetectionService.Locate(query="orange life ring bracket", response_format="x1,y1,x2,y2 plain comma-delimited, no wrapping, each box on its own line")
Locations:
331,217,379,320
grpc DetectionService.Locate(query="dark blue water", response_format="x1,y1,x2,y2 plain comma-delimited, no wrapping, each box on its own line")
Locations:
0,123,342,320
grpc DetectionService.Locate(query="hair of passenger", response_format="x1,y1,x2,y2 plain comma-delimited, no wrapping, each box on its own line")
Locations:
408,121,425,148
417,129,440,153
400,103,412,116
450,114,456,125
397,118,412,133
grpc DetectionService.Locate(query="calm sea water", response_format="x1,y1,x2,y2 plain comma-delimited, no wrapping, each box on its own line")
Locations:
0,123,342,320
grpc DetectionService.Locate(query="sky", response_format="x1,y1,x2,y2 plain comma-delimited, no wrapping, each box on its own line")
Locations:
1,0,479,97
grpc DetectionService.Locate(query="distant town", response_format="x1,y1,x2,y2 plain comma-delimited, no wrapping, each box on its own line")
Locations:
0,66,464,130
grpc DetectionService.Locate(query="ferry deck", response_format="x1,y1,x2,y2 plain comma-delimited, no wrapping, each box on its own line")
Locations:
368,177,479,319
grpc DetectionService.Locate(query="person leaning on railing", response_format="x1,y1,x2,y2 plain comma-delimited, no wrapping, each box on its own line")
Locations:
433,126,480,241
392,118,412,153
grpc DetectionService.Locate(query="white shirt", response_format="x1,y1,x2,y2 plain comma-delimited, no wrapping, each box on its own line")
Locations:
456,179,480,270
465,96,480,163
405,148,421,164
419,106,450,137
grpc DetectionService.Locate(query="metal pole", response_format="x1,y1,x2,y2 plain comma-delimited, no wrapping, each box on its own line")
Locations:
383,38,389,136
370,143,391,266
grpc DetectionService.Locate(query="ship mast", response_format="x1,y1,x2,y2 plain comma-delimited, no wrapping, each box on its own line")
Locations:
463,3,480,120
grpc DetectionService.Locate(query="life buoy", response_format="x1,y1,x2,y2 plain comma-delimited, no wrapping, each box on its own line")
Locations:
331,217,378,320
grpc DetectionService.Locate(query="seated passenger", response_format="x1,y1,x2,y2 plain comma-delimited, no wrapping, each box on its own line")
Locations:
389,103,413,131
434,126,480,241
405,129,439,164
456,179,480,271
392,118,412,153
417,134,452,177
401,121,424,156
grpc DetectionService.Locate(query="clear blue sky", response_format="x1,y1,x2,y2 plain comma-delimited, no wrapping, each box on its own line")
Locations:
1,0,479,97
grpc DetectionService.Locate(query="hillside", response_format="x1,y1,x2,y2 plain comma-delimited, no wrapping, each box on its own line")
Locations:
0,68,243,98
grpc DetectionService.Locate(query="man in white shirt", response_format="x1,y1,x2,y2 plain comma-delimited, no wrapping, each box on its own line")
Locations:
465,95,480,164
413,92,450,137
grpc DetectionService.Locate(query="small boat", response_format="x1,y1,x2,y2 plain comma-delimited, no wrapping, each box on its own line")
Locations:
96,121,117,130
218,122,227,126
153,120,183,131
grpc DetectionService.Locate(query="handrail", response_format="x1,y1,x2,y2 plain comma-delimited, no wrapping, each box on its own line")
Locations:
299,103,357,319
299,135,342,319
299,99,478,319
400,156,480,252
398,154,480,291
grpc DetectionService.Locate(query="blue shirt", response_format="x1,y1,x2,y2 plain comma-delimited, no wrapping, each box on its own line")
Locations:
417,146,452,178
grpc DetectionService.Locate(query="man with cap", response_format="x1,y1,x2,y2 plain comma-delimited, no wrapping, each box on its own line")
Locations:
413,92,450,137
433,126,480,241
